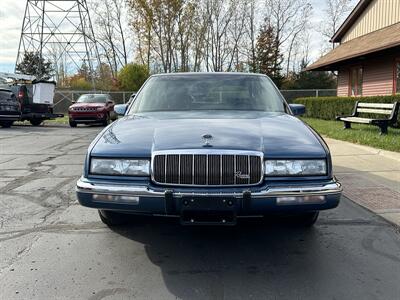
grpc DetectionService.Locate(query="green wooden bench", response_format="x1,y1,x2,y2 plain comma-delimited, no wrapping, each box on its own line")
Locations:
336,101,399,134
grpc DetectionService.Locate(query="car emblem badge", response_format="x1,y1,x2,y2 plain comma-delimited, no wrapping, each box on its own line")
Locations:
202,134,213,147
235,171,250,180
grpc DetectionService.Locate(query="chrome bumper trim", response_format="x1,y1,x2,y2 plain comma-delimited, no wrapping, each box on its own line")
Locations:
76,177,342,198
0,114,20,118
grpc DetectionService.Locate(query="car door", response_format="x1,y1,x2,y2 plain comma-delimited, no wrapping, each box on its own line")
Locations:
106,95,117,120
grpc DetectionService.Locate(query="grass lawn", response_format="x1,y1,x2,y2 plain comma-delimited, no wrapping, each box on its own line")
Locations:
14,116,69,126
301,117,400,153
44,116,69,125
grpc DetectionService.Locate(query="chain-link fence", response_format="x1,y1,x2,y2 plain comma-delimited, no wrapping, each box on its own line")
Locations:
280,89,336,103
52,89,337,113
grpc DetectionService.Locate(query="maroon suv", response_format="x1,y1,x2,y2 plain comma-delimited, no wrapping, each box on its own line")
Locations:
68,94,117,127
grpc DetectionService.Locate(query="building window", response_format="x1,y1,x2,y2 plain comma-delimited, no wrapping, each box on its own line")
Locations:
396,60,400,94
350,66,363,96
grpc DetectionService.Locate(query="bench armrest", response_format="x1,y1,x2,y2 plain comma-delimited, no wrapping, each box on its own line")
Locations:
388,102,400,123
336,115,352,121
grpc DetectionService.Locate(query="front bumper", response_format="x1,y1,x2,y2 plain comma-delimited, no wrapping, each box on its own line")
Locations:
20,112,64,120
69,112,106,123
76,177,342,216
0,113,21,121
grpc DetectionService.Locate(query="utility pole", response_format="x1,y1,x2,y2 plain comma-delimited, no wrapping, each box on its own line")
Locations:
16,0,101,88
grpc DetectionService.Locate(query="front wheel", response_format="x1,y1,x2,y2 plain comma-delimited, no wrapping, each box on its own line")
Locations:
102,113,110,126
98,210,129,227
0,121,14,128
69,119,77,127
30,119,43,126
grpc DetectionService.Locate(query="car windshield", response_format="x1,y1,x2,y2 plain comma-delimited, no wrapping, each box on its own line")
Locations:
129,74,285,113
77,94,108,103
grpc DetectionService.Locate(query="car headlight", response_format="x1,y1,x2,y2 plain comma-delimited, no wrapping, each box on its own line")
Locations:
264,160,327,176
90,158,150,176
97,107,105,111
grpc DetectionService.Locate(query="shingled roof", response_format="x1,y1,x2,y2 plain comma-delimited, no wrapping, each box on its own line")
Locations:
306,22,400,71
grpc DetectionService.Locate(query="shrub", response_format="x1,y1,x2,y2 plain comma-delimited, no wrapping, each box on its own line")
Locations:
294,95,400,121
69,76,92,90
118,63,150,91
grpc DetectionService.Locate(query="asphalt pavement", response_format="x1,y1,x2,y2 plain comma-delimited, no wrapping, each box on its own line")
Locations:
0,125,399,300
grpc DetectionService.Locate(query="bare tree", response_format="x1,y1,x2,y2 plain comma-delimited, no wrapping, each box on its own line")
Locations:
263,0,312,76
320,0,354,48
285,2,312,74
111,0,129,65
93,0,129,77
128,0,153,69
125,0,316,75
247,0,257,72
204,0,235,71
226,0,251,71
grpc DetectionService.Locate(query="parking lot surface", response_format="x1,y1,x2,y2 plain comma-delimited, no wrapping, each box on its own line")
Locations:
1,125,400,300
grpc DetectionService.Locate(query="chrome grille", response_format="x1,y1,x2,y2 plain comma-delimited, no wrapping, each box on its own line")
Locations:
152,151,263,186
0,105,18,111
73,107,97,112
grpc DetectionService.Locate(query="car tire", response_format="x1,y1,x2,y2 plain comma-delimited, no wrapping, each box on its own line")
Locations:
0,121,14,128
102,114,111,126
98,210,129,226
292,211,319,227
30,119,43,126
69,120,77,127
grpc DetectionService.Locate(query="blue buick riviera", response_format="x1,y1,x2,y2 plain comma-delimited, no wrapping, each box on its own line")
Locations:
77,73,342,226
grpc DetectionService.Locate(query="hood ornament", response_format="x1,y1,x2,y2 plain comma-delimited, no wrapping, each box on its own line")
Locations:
202,134,213,147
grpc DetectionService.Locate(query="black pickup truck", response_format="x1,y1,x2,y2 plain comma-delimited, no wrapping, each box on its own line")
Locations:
0,88,21,128
8,83,63,126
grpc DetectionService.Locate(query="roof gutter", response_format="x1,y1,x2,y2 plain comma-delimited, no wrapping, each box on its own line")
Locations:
305,43,400,71
330,0,372,43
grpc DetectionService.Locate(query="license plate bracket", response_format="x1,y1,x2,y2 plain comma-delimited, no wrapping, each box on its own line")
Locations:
179,197,237,225
180,197,237,211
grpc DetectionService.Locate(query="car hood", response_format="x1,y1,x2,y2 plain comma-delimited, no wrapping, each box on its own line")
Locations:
90,111,327,158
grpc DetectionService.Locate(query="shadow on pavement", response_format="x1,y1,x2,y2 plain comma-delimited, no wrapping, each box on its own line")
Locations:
106,198,400,300
111,217,329,299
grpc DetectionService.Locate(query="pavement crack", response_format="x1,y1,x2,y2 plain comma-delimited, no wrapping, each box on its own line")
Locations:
0,222,107,242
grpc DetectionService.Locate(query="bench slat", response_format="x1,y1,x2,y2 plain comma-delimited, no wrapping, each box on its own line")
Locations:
356,108,392,115
339,117,374,124
358,103,394,109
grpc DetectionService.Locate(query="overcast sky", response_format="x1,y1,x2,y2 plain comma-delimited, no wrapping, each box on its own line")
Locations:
0,0,358,73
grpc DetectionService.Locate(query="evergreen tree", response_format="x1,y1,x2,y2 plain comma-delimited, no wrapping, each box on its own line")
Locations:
15,52,53,79
255,22,284,87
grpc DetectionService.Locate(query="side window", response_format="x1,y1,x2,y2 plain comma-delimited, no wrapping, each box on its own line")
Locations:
350,66,363,96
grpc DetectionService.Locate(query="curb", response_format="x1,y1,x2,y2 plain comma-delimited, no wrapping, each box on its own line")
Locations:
324,136,400,162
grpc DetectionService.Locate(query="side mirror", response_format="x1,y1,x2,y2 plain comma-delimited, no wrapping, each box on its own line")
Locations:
289,104,306,116
106,100,114,105
114,104,128,116
71,100,76,104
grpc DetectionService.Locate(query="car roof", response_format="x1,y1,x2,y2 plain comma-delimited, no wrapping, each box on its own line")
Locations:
80,94,109,97
150,72,268,78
